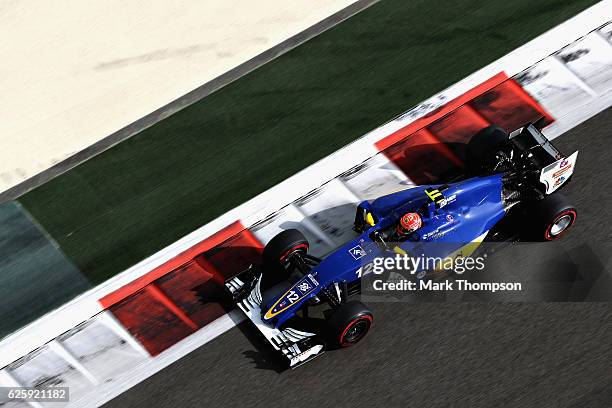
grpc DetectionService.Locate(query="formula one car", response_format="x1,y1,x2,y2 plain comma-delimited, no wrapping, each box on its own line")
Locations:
225,123,578,368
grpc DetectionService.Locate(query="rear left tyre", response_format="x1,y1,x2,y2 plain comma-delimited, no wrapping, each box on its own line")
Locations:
466,125,509,174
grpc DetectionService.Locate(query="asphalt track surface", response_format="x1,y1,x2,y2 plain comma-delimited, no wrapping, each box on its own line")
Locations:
106,108,612,408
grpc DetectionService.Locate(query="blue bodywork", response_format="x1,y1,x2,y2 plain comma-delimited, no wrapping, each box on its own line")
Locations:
262,174,506,327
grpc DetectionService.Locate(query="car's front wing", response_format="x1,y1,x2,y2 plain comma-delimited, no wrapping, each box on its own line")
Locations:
225,273,324,368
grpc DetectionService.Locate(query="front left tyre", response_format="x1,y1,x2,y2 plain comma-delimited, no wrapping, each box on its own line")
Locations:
263,229,309,267
261,229,309,288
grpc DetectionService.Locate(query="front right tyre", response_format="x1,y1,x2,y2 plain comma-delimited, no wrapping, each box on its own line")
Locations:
325,300,373,348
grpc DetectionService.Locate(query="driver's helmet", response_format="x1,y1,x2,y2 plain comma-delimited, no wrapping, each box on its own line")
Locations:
396,212,422,236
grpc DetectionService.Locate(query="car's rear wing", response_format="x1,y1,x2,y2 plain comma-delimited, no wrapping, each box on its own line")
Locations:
509,123,560,168
509,123,578,194
539,151,578,194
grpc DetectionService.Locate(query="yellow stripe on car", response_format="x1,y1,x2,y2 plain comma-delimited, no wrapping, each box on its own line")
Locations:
263,285,317,320
426,189,443,201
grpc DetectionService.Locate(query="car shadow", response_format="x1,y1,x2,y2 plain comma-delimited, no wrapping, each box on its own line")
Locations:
192,169,611,370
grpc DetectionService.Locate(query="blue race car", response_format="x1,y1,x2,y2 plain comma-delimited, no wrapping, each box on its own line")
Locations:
225,123,578,367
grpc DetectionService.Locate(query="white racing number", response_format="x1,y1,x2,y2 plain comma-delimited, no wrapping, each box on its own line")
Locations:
355,262,375,278
287,290,300,304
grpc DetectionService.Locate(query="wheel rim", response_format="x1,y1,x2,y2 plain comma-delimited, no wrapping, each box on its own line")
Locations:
341,316,371,344
550,214,572,236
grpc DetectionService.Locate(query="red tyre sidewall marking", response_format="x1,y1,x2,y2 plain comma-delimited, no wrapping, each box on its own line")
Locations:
279,243,309,263
340,314,373,346
545,209,577,240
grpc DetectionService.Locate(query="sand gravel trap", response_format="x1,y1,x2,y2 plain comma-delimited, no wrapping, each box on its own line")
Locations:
0,0,361,193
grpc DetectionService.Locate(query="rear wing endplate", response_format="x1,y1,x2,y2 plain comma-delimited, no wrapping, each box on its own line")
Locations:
539,151,578,194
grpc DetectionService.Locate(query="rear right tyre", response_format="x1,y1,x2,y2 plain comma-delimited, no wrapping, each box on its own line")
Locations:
525,194,577,241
